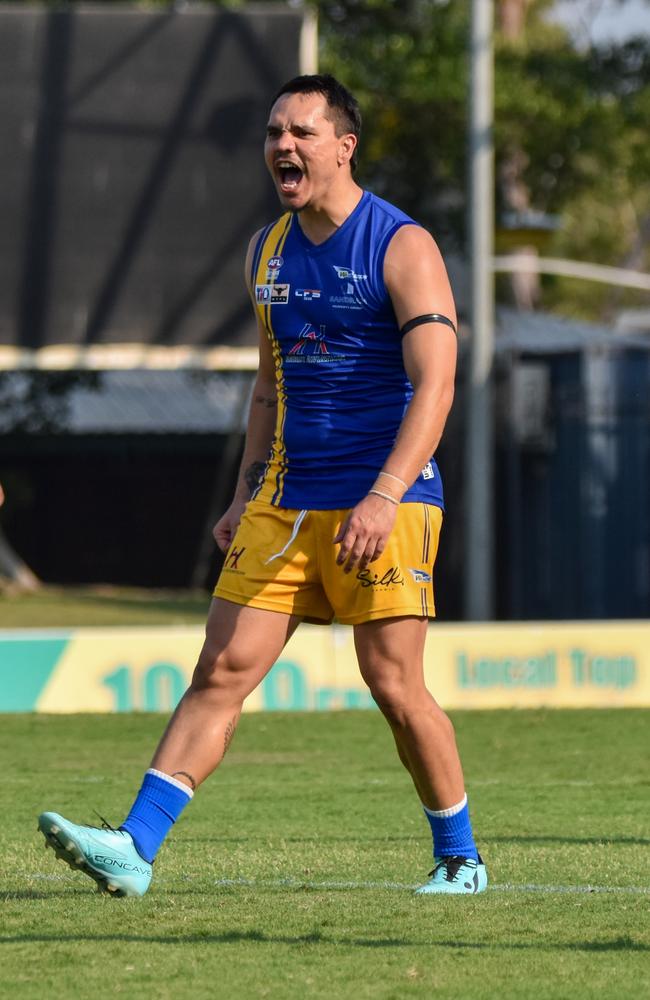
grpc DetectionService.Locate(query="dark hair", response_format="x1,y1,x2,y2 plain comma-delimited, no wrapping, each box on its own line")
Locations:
269,74,362,171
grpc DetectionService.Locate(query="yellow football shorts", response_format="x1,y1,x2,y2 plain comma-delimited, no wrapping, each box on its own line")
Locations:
213,498,443,625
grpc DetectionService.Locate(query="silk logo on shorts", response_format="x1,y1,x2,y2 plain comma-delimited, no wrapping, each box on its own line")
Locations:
356,567,405,589
225,546,246,571
255,283,290,304
285,324,346,365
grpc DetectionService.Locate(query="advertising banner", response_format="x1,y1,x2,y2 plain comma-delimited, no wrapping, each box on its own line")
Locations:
1,620,648,712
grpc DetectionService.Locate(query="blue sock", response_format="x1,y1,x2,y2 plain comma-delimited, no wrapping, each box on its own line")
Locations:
121,769,193,863
423,794,479,860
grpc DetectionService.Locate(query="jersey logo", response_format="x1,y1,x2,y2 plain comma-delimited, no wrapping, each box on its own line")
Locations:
255,284,290,304
288,324,329,356
333,265,367,281
421,462,435,480
285,324,345,364
295,289,321,300
265,256,284,281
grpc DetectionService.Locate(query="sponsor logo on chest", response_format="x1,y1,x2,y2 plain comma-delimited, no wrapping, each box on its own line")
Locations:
265,255,284,282
256,284,290,305
333,265,368,281
285,324,346,364
330,265,368,310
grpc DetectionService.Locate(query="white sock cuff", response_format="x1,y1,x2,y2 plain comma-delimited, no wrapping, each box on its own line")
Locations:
423,793,467,819
147,768,194,798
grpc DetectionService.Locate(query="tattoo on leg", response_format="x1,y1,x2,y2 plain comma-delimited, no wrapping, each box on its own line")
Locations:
171,770,197,791
223,716,237,756
245,461,266,494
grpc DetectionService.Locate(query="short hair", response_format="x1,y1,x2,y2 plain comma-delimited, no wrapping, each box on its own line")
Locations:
269,74,362,171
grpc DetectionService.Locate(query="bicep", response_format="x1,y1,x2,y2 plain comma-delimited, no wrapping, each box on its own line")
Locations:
401,323,456,393
384,224,457,333
384,224,457,390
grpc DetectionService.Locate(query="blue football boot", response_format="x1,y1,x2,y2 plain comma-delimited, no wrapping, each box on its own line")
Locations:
415,855,488,895
38,811,152,898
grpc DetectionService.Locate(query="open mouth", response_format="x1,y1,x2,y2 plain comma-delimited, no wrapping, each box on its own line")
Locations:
276,160,304,192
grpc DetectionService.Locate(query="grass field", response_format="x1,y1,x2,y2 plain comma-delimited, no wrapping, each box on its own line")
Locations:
1,709,648,999
0,586,210,628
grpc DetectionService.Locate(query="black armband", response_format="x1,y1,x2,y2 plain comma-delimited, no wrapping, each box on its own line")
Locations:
400,313,457,337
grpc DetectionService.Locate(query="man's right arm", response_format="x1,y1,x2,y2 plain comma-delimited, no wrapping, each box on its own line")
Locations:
213,232,277,553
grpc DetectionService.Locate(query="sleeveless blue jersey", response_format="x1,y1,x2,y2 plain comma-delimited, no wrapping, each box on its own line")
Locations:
251,190,445,511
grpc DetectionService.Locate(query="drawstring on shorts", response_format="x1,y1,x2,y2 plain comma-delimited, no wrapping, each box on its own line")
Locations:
264,509,308,564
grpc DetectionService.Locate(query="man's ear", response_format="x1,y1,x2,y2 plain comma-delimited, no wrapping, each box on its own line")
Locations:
337,133,357,166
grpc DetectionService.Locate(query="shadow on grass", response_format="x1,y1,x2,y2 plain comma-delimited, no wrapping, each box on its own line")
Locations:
180,833,650,847
1,890,90,901
0,930,647,952
481,835,650,847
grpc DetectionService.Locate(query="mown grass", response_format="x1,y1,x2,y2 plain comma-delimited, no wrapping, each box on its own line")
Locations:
1,710,648,998
0,586,210,628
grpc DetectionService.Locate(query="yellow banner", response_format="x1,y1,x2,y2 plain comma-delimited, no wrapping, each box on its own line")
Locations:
1,620,648,712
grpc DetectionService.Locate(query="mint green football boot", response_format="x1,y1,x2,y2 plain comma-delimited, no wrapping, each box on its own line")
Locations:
415,855,488,895
38,811,152,898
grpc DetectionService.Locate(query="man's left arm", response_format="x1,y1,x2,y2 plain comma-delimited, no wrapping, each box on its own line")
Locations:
333,225,457,572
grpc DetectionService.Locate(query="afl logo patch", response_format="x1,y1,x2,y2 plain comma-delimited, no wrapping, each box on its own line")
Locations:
267,256,283,270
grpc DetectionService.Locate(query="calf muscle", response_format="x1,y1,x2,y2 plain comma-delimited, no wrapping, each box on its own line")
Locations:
150,599,300,788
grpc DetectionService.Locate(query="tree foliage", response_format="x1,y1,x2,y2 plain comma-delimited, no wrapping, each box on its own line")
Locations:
30,0,648,318
311,0,650,319
19,0,647,317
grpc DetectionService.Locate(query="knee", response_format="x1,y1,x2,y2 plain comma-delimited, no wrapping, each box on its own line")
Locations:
371,684,409,726
361,661,453,734
362,667,412,726
191,640,252,698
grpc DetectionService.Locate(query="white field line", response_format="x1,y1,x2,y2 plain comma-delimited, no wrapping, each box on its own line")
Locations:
211,877,650,895
22,873,650,895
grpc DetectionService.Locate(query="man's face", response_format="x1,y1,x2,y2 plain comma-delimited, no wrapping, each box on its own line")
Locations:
264,91,353,211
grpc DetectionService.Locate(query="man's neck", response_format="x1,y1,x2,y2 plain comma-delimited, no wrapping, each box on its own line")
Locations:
297,183,364,245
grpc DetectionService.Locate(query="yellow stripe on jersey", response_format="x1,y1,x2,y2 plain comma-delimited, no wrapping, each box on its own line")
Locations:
252,214,293,506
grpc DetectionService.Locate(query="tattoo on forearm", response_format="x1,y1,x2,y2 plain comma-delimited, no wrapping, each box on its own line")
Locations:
171,770,197,791
254,394,277,409
245,460,266,494
223,716,236,756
